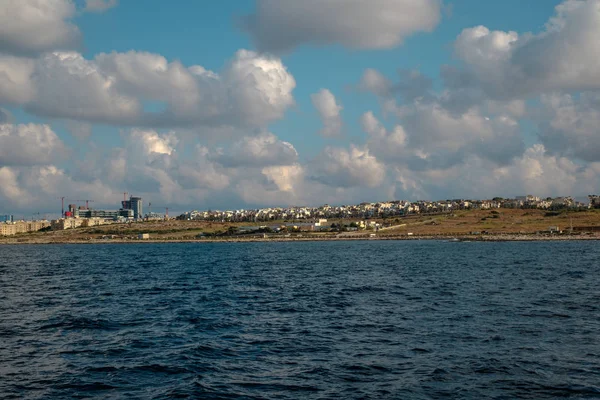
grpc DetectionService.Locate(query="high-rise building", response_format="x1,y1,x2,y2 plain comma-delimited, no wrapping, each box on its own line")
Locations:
121,196,143,219
0,215,13,223
130,197,143,219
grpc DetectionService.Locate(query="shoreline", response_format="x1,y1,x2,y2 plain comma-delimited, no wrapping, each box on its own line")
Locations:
2,233,599,245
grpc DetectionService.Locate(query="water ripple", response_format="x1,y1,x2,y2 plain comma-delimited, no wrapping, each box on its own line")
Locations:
1,241,599,399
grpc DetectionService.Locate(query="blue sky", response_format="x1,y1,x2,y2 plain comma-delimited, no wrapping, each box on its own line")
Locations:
72,0,562,157
1,0,599,216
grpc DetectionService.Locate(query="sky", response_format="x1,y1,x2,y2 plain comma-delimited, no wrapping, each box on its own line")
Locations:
2,0,600,217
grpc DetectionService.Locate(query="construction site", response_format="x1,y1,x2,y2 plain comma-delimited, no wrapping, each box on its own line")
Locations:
0,192,171,237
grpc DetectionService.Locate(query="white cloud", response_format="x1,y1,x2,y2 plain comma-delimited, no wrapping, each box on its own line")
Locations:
84,0,118,13
0,123,67,166
242,0,442,52
95,51,201,117
400,103,524,168
128,128,178,157
224,49,296,126
0,167,26,203
1,49,295,129
261,164,304,193
539,92,600,162
359,69,392,97
0,164,116,210
212,132,298,168
385,144,597,201
28,52,141,123
311,145,385,188
359,68,435,116
454,0,600,98
0,55,36,104
478,144,584,198
358,67,525,168
0,0,80,56
177,146,230,191
311,89,343,137
360,111,407,161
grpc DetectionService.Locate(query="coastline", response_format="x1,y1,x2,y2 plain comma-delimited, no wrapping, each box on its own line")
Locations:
2,233,599,245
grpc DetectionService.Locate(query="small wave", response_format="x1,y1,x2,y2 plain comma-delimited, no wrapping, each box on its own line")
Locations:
58,381,118,391
339,286,387,294
86,366,119,373
133,364,192,375
39,316,121,331
191,344,238,359
233,381,321,392
520,312,572,318
411,347,432,353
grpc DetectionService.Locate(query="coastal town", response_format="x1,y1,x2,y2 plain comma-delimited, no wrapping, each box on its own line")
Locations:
2,194,600,240
178,195,596,222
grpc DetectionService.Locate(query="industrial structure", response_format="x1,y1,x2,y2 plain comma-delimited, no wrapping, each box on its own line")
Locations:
122,196,143,219
58,194,142,220
2,193,169,236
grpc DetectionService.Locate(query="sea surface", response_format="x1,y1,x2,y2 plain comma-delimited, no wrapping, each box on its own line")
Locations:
1,241,599,399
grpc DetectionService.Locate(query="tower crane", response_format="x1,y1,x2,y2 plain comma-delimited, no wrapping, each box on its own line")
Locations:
72,199,95,209
57,196,67,216
146,202,170,220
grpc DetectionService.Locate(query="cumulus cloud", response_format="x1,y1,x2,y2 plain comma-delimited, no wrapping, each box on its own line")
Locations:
0,167,26,203
360,68,433,102
224,50,296,126
358,66,526,169
384,144,600,201
538,92,600,162
311,145,385,188
84,0,118,13
454,0,600,98
94,51,201,118
242,0,442,53
212,132,298,168
0,55,36,104
0,0,81,56
0,49,296,129
311,89,343,137
128,128,178,157
0,164,116,210
0,123,67,166
261,164,304,193
27,52,141,123
83,129,231,202
360,111,407,161
359,69,392,97
399,103,524,168
177,146,231,191
493,144,580,196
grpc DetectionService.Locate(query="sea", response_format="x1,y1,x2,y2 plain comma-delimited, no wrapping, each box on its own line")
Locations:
1,241,599,399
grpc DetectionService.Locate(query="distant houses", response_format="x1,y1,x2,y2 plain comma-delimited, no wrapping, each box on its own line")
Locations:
177,194,596,224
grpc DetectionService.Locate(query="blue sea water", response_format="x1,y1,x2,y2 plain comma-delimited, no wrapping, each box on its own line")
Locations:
0,241,599,399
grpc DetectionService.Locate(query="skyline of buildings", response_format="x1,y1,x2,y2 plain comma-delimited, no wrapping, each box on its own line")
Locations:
2,193,600,237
